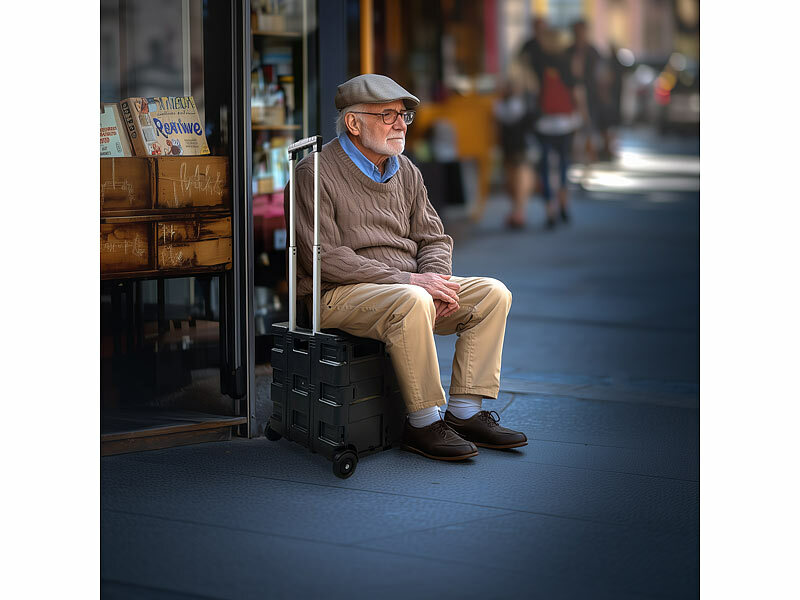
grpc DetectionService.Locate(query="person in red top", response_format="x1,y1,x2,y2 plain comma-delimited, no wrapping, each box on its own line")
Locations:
534,28,583,229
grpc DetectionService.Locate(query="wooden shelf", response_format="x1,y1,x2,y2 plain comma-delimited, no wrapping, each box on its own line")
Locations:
101,264,231,282
252,30,301,38
252,124,301,131
100,208,231,223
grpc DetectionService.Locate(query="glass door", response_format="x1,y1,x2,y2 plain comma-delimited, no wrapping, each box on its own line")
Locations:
249,0,318,437
100,0,254,452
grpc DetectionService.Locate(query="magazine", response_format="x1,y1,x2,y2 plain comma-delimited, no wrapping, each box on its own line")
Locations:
119,96,210,157
100,103,133,157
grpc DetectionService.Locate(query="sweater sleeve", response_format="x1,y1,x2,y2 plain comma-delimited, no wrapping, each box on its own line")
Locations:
407,164,453,275
289,164,413,286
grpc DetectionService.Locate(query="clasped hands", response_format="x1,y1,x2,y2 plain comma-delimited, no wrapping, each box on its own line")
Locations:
409,272,460,320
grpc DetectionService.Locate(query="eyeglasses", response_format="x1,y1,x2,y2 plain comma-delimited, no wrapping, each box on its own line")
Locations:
350,109,416,125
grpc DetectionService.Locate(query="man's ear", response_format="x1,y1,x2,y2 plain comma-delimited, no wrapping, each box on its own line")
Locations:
345,112,360,136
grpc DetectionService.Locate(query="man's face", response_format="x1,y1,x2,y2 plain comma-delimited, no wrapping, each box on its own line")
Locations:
355,100,408,157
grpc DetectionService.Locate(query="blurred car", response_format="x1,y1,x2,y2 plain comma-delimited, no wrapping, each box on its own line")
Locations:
653,53,700,135
620,52,699,135
619,53,667,126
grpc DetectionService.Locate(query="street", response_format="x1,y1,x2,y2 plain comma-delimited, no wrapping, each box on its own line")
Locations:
101,127,700,599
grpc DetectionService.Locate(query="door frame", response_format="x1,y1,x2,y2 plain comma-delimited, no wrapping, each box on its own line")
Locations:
227,0,256,438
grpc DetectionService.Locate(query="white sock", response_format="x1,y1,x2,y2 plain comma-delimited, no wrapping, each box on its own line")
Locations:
447,395,482,419
407,405,442,428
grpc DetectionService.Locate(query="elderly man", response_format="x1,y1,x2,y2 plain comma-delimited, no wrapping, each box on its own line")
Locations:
288,74,526,461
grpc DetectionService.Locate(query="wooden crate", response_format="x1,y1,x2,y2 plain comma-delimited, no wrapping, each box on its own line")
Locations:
154,156,230,210
100,222,153,274
100,157,153,213
100,155,231,278
100,156,230,213
157,216,232,270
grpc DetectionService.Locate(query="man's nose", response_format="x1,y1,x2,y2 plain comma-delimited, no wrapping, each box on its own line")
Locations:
393,115,407,132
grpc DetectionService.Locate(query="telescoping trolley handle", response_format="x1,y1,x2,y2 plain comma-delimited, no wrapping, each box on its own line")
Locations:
287,135,323,333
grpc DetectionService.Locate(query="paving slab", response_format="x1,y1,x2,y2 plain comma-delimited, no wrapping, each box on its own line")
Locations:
102,511,551,600
104,431,697,535
356,510,697,599
102,457,513,546
102,434,696,599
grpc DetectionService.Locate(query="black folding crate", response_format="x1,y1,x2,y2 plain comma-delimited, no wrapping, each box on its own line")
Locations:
264,135,406,478
267,324,405,477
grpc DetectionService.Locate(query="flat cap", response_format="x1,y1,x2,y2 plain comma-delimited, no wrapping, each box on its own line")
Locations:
335,74,420,110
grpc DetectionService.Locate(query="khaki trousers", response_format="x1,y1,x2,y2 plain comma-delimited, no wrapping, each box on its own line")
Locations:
319,276,512,413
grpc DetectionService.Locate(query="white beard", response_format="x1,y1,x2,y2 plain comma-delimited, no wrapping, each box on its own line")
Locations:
360,124,405,156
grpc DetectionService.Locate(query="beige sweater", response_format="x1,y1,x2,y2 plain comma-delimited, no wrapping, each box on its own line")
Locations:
284,138,453,298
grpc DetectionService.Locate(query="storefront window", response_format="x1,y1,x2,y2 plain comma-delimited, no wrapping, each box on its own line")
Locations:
100,0,240,453
101,0,320,452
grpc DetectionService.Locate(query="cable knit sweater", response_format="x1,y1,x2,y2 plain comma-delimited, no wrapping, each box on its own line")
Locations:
284,138,453,298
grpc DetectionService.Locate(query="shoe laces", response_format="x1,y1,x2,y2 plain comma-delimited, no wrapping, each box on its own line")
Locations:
478,410,501,428
431,419,452,438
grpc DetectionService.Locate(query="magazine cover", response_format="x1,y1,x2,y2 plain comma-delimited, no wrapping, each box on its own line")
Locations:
100,103,132,157
119,96,210,157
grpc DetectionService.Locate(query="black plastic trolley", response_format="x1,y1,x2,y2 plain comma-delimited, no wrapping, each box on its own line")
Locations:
264,136,406,478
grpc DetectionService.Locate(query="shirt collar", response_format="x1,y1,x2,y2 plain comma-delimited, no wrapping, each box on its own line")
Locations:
338,132,399,183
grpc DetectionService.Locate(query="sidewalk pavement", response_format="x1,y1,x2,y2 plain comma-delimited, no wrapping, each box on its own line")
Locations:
102,132,700,599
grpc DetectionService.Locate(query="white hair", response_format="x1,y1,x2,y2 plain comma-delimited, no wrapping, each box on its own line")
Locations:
335,103,367,136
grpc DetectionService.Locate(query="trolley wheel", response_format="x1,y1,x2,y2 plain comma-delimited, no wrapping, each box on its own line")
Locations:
264,423,281,441
332,450,358,479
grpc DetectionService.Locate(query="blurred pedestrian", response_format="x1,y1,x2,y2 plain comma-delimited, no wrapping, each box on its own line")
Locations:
592,44,627,160
519,16,548,83
519,15,549,197
534,27,582,229
566,19,603,163
493,60,538,229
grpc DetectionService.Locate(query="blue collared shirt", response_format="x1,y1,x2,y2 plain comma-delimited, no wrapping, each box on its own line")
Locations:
338,132,400,183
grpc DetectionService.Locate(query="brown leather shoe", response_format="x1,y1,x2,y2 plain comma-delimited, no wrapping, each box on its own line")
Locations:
401,419,479,461
443,410,528,449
